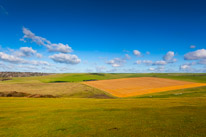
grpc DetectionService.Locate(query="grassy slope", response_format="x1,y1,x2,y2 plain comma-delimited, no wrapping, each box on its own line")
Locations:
0,97,206,137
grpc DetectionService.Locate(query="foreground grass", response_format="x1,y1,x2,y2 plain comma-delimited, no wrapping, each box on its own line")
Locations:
1,74,206,136
0,97,206,137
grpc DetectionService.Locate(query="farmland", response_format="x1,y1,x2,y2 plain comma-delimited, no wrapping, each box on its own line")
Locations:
83,77,206,97
0,73,206,137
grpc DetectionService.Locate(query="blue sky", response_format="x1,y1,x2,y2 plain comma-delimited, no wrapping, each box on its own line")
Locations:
0,0,206,73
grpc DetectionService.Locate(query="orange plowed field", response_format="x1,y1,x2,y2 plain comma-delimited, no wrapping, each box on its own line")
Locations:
83,77,206,97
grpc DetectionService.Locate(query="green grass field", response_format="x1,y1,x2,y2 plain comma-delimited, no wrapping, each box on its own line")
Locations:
1,97,206,137
0,73,206,136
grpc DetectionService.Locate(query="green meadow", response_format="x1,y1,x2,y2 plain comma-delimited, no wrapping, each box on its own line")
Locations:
0,73,206,137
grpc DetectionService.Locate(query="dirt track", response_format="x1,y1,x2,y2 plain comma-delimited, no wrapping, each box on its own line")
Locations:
83,77,206,97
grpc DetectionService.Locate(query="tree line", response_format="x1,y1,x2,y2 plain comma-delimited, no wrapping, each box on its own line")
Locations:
0,72,53,81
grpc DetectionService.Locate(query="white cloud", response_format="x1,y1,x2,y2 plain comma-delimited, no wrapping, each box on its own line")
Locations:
0,52,25,63
146,51,150,55
46,43,72,53
107,54,130,67
21,27,72,53
163,51,175,62
20,47,36,56
0,52,49,66
184,49,206,60
133,50,141,56
20,27,50,45
190,45,196,49
49,53,81,64
15,47,35,57
106,58,126,67
153,60,167,65
14,47,42,58
148,51,177,66
179,62,196,71
180,64,190,70
135,60,153,65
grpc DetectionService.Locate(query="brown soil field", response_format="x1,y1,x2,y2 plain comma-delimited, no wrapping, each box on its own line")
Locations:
83,77,206,97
